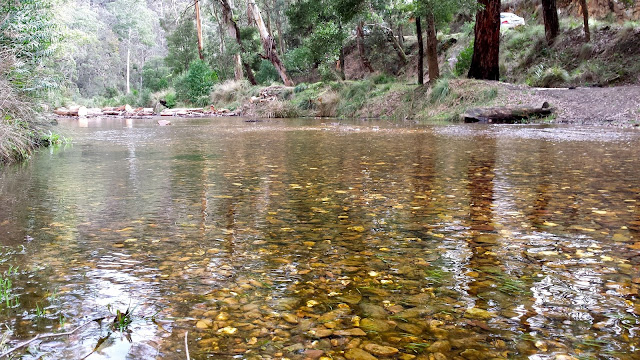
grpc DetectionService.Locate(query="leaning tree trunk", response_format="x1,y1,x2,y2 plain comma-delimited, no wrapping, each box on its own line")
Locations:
468,0,501,80
195,0,204,60
416,16,424,85
217,0,257,84
247,1,294,86
425,11,439,83
356,21,374,73
385,27,407,65
580,0,590,42
542,0,559,44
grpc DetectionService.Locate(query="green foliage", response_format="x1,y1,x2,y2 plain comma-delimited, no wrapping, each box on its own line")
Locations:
337,80,375,117
108,0,155,46
142,59,170,92
461,21,475,36
372,73,394,84
165,92,177,109
165,17,199,75
305,22,346,65
255,60,280,85
286,0,348,73
454,41,474,77
430,78,450,103
174,60,218,106
527,65,569,87
0,0,57,66
415,0,479,26
285,47,314,74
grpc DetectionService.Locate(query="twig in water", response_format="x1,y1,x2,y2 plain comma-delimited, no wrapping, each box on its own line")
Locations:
185,331,190,360
0,317,103,358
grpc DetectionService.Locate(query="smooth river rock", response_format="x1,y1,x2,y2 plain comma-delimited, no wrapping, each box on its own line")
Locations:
345,348,378,360
363,343,399,356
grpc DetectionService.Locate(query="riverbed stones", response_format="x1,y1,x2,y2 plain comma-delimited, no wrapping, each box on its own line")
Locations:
334,328,367,336
345,348,378,360
396,322,424,335
338,293,363,305
360,318,394,332
305,349,325,359
360,303,388,318
309,328,333,338
362,343,399,357
282,313,299,324
196,319,213,329
464,307,495,320
460,349,487,360
428,340,451,353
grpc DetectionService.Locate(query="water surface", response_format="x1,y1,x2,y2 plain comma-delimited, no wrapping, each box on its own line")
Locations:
0,117,638,359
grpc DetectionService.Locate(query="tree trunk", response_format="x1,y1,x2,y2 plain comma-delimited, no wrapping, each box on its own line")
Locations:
425,12,439,83
397,24,404,48
468,0,501,80
211,4,226,53
126,27,131,94
386,27,407,65
580,0,590,42
276,19,285,56
217,0,257,84
247,1,294,86
416,16,424,85
356,21,374,73
338,21,346,80
542,0,559,44
195,0,204,60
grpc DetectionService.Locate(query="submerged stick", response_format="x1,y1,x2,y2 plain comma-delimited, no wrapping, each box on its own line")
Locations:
185,331,190,360
0,318,103,358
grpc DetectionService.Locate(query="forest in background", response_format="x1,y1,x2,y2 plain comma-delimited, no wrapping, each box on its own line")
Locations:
1,0,640,163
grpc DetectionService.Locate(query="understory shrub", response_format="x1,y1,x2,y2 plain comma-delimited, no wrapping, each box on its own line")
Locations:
174,60,218,105
454,41,474,77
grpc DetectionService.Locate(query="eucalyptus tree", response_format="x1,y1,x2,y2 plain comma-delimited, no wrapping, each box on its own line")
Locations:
108,0,157,94
468,0,500,80
413,0,476,83
165,16,200,75
579,0,590,42
286,0,365,79
248,0,293,85
541,0,559,44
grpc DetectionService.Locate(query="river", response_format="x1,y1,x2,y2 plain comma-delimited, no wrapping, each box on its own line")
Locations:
0,117,638,359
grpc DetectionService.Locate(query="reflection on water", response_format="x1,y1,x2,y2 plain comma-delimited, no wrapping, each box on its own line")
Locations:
0,117,639,359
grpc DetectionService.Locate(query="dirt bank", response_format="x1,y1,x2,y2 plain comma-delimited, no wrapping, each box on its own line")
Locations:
496,83,640,126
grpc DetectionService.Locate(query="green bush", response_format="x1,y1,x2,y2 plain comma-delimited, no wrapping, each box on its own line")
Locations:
142,60,170,92
284,47,313,74
372,73,394,84
454,41,474,77
255,60,279,85
174,60,218,105
430,78,450,103
165,92,177,108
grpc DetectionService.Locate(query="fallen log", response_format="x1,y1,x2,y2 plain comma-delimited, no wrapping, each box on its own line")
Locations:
54,106,87,117
54,107,70,116
86,108,103,116
462,102,554,123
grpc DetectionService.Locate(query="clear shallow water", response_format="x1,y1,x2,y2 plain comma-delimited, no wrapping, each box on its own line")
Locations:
0,117,639,359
